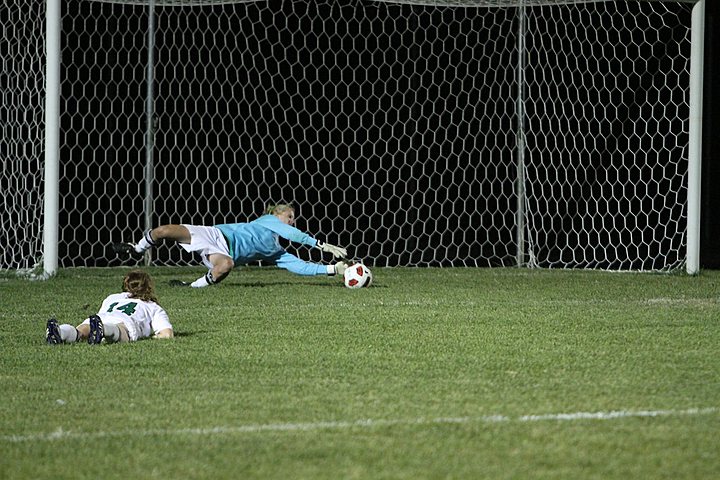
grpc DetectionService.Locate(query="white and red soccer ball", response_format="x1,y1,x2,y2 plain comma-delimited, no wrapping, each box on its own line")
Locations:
343,263,373,289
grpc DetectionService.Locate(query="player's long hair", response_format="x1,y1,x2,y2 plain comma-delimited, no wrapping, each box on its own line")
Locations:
122,270,159,304
266,203,294,216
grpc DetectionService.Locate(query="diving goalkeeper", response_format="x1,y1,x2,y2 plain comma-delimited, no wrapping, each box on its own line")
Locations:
113,204,348,288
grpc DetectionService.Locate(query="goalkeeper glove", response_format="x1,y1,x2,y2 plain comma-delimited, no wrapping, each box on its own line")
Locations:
333,261,348,276
316,240,347,259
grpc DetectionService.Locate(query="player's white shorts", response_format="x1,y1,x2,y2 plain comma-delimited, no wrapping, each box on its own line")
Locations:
180,224,232,269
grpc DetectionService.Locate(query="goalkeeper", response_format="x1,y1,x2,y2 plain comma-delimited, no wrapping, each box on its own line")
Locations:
113,204,349,288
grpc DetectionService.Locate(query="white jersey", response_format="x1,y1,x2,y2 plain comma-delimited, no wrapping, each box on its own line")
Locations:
81,292,172,341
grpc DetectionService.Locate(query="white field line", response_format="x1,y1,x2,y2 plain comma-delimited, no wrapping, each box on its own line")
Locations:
1,407,716,444
288,297,718,309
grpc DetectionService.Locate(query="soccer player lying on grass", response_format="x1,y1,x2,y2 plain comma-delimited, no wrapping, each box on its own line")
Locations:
45,270,173,345
113,203,349,288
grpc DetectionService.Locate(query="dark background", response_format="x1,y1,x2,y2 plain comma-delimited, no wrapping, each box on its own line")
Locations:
44,0,717,270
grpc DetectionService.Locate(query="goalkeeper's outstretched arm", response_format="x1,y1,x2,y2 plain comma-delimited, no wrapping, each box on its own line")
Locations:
276,252,347,276
263,204,347,258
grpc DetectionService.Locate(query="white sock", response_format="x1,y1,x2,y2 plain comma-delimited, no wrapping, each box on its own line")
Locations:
190,271,215,288
59,324,79,343
190,276,209,288
134,240,149,253
103,323,121,343
134,230,155,253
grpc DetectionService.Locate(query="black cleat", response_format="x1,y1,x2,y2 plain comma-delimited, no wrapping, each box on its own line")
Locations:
110,242,142,259
46,318,62,345
88,315,104,345
168,279,191,287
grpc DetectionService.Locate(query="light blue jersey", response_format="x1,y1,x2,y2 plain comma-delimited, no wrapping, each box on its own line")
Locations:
215,215,326,276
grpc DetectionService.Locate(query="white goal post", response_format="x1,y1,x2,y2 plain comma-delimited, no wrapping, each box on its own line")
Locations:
0,0,705,277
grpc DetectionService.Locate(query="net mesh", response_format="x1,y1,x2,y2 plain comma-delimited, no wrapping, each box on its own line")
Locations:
1,0,695,272
1,1,47,272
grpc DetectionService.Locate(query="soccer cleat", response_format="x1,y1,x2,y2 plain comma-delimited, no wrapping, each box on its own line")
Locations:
110,242,142,259
88,315,104,345
168,279,191,287
46,318,62,345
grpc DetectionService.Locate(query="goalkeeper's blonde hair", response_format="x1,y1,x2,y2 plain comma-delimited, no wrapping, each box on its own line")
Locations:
265,203,295,215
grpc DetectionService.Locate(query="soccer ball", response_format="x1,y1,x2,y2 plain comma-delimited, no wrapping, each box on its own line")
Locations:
343,263,373,289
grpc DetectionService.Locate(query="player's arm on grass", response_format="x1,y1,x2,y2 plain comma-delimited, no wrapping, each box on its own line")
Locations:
152,308,174,339
154,328,173,339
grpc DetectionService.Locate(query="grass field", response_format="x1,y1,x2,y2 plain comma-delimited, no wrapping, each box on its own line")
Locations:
1,266,719,479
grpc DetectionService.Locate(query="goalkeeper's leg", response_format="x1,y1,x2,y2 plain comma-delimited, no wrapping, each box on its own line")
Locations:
189,254,234,288
133,224,192,254
112,224,193,258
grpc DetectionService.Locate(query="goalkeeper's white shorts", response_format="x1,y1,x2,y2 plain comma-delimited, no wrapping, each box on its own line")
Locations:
179,224,232,269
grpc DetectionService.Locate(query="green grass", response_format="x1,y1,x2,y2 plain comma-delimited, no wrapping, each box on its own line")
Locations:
1,266,719,479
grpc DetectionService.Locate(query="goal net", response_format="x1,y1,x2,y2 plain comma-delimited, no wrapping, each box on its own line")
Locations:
1,0,699,273
2,1,47,274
